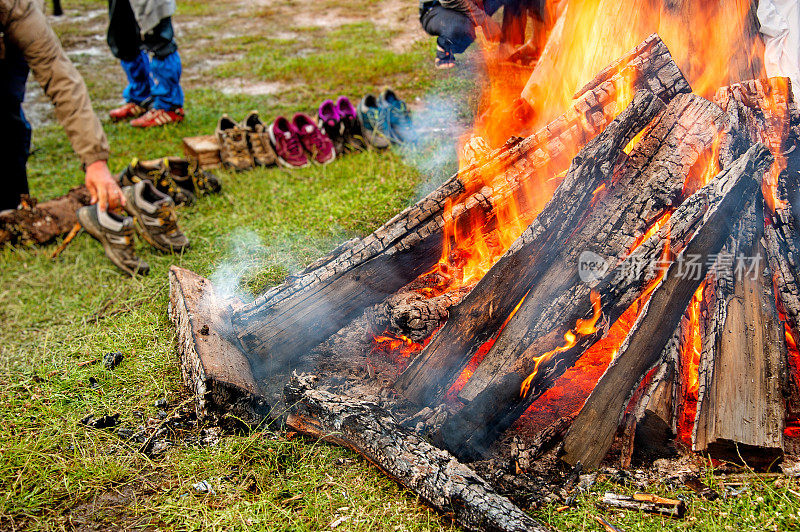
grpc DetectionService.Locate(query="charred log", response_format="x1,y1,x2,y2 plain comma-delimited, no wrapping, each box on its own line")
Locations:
560,145,773,468
284,373,552,532
396,89,668,406
692,202,786,467
231,36,691,370
168,266,271,428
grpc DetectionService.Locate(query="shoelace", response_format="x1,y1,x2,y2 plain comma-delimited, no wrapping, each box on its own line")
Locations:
229,132,251,160
284,132,304,156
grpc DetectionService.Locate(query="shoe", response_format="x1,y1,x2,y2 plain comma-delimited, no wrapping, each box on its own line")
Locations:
216,114,254,171
77,205,149,276
379,89,414,144
317,100,345,156
240,111,278,166
130,107,184,128
336,96,367,152
164,157,222,196
357,95,391,149
268,116,309,168
435,46,456,69
293,113,336,165
122,180,190,254
110,101,148,122
117,158,196,206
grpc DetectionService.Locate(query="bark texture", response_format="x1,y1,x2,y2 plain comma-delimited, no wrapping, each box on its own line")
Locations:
0,186,91,247
560,145,773,468
284,374,551,532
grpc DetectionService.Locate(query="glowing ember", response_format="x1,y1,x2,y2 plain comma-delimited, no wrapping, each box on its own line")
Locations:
785,325,800,440
520,290,602,399
371,331,424,359
677,284,705,446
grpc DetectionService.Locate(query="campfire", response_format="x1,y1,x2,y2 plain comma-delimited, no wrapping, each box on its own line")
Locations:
168,3,800,530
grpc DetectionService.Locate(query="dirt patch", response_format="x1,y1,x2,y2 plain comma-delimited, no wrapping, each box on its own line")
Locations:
218,80,286,96
64,482,158,531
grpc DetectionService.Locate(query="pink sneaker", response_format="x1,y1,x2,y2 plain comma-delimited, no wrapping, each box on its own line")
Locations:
268,116,309,169
292,113,336,165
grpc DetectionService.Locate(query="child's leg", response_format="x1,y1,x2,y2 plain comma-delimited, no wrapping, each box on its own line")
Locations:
143,17,184,111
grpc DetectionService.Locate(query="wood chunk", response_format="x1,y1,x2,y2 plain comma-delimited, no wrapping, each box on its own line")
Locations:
632,343,679,461
560,145,773,469
511,415,574,472
231,42,689,369
693,202,786,466
0,186,91,248
396,89,667,406
168,266,270,427
600,492,685,518
284,373,552,532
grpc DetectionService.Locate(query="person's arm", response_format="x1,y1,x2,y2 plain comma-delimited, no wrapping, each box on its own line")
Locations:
1,0,123,210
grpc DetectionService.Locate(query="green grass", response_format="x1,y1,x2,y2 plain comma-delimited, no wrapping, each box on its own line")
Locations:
3,0,800,530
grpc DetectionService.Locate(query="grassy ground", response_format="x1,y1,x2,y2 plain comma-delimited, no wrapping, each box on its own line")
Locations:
1,0,799,530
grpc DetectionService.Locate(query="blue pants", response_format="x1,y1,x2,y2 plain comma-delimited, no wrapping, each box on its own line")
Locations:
0,43,31,210
420,0,527,55
107,0,183,110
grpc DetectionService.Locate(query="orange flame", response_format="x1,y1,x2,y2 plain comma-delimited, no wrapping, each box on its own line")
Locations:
520,290,602,398
677,283,705,446
371,331,423,359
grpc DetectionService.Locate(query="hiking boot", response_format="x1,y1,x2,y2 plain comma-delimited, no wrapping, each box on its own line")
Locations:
117,158,196,206
240,111,278,166
293,113,336,165
268,116,309,168
77,205,149,276
130,107,184,128
164,157,222,196
110,101,149,122
317,100,345,156
357,94,391,149
122,180,190,254
337,96,366,152
216,114,254,171
379,89,414,144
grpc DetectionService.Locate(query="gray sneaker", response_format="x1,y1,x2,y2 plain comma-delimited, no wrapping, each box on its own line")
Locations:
77,205,150,276
122,180,190,254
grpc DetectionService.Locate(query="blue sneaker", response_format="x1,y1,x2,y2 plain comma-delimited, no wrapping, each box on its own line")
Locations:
379,88,414,144
357,94,391,149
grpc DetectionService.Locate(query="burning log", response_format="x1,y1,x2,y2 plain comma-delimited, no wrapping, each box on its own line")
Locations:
396,88,669,406
0,186,91,247
230,35,690,369
436,100,756,463
561,145,774,469
168,266,271,427
284,373,552,532
692,202,786,466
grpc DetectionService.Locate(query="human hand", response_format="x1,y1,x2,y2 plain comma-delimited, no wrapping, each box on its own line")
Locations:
85,160,124,211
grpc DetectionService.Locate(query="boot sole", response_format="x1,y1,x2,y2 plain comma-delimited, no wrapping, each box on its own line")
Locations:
77,209,143,277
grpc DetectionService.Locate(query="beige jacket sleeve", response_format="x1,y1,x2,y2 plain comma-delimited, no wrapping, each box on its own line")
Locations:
1,0,110,167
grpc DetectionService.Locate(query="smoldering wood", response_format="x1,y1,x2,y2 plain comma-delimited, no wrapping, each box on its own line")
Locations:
692,202,786,466
600,492,685,518
396,89,668,406
168,266,272,428
366,286,472,342
511,415,574,472
437,104,759,463
560,145,774,469
0,186,91,248
284,373,552,532
230,36,691,369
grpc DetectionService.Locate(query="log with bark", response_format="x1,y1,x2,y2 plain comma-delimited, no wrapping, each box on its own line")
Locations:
437,116,765,466
230,35,690,369
560,145,774,469
284,373,552,532
600,492,685,518
168,266,272,427
0,186,91,248
396,88,669,406
692,201,786,466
